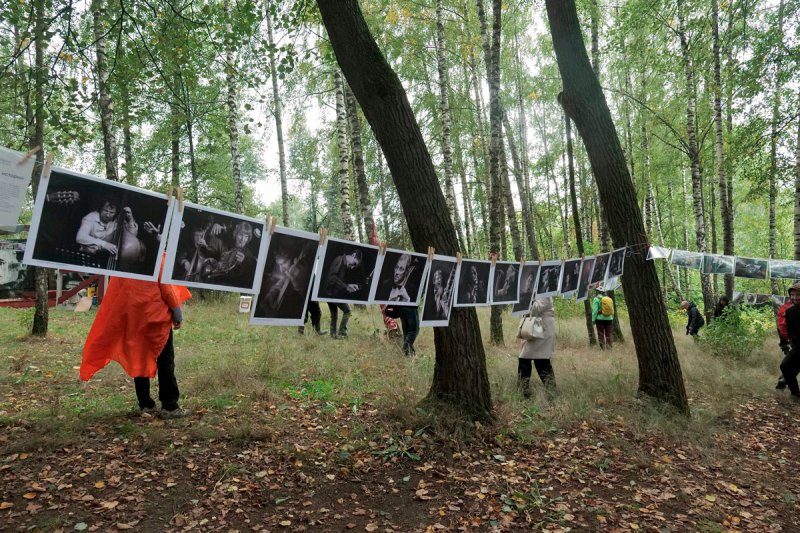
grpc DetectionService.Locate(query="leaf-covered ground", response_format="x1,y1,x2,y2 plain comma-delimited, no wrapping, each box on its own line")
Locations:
1,303,798,531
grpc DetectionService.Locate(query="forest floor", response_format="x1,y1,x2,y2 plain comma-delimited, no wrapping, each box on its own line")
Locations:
1,300,798,532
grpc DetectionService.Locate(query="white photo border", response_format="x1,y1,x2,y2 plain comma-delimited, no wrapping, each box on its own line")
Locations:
420,254,460,327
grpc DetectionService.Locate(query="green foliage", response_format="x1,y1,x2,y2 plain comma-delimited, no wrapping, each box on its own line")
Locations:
698,305,772,360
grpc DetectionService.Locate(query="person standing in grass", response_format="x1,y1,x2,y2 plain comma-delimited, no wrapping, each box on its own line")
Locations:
780,282,800,400
681,300,705,338
591,290,615,349
776,296,792,391
80,258,192,419
384,305,419,356
518,297,556,398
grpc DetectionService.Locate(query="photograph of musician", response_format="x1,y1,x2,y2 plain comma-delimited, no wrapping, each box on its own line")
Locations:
169,206,263,290
316,239,379,303
491,262,520,304
420,258,457,325
455,260,490,306
576,257,596,302
253,230,317,321
608,247,626,278
536,261,563,298
373,251,426,304
27,168,169,279
590,252,611,285
560,259,582,295
511,263,539,315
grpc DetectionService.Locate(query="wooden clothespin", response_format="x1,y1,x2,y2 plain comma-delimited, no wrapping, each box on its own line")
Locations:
42,152,53,179
427,246,435,261
319,227,328,246
490,253,498,267
270,216,277,235
519,255,525,266
166,185,174,207
456,252,462,264
18,146,40,165
176,187,184,212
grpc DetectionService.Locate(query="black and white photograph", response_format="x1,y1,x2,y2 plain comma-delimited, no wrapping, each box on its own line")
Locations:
576,256,596,302
772,294,788,306
250,227,319,326
162,203,268,293
490,261,521,305
607,247,627,278
590,252,611,286
701,254,734,275
370,249,429,305
454,259,491,307
420,255,460,327
23,167,171,281
670,250,703,270
646,246,671,261
511,263,540,316
769,259,800,280
312,237,379,304
535,260,563,299
559,258,582,298
734,256,768,280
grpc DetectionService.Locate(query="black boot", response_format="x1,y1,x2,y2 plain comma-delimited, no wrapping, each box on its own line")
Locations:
297,326,305,335
313,322,328,335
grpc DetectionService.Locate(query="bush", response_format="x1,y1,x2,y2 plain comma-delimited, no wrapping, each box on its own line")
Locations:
699,305,771,360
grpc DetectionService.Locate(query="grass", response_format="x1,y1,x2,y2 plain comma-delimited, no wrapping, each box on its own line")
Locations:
0,297,785,455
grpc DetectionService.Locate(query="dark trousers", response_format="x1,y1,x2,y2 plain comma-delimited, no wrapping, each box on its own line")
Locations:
780,348,800,394
304,300,322,330
596,320,613,349
327,302,351,336
133,330,180,411
517,358,555,387
396,306,420,355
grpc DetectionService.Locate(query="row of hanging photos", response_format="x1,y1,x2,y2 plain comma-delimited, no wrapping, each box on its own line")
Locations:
20,162,626,328
646,246,800,282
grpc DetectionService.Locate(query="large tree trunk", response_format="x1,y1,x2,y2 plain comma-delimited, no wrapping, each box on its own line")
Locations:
713,0,734,297
678,0,712,316
120,81,135,185
344,83,375,240
333,70,356,240
30,0,48,337
566,114,597,345
92,0,119,182
795,96,800,260
224,0,244,214
317,0,492,420
266,4,289,225
768,0,785,293
544,0,689,413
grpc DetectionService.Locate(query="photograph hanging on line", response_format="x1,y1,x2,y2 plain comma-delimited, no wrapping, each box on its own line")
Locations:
23,167,171,281
670,250,703,270
370,249,429,305
511,262,540,316
607,247,627,278
250,226,319,326
590,252,611,286
490,261,521,304
0,147,36,227
559,258,582,297
701,254,734,275
646,246,671,261
734,256,768,280
420,255,460,327
453,259,491,307
312,237,379,304
162,203,268,293
535,260,563,299
576,256,596,302
768,259,800,280
771,294,788,306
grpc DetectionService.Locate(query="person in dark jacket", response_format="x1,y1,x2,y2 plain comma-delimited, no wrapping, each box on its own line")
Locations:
681,300,705,337
780,283,800,399
776,298,792,390
713,296,730,319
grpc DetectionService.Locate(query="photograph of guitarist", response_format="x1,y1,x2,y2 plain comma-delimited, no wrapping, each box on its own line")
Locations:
257,237,316,318
177,219,259,287
322,248,370,300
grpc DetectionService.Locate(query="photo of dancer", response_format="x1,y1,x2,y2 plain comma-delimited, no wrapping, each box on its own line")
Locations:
734,256,768,280
560,258,582,297
371,249,428,305
420,256,459,327
511,263,540,316
490,261,521,304
312,237,379,304
590,252,611,285
454,259,491,307
24,168,170,281
536,260,563,299
607,247,627,278
251,227,319,326
576,256,596,302
162,203,268,293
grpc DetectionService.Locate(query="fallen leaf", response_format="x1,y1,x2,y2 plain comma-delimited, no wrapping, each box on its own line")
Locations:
0,502,13,509
365,524,378,532
74,523,88,531
22,492,37,500
100,500,119,510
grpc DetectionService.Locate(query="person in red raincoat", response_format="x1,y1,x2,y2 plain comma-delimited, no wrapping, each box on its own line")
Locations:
80,266,192,418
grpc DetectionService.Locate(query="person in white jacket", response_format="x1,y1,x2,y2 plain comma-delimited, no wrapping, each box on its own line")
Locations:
518,296,556,398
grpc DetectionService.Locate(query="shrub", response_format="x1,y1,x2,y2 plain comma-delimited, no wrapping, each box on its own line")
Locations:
699,305,771,360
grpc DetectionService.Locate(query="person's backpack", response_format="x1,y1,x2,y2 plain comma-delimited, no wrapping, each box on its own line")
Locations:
600,296,614,316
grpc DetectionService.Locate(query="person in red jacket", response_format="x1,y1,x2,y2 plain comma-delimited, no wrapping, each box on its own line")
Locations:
81,264,192,418
780,283,800,399
776,298,792,390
